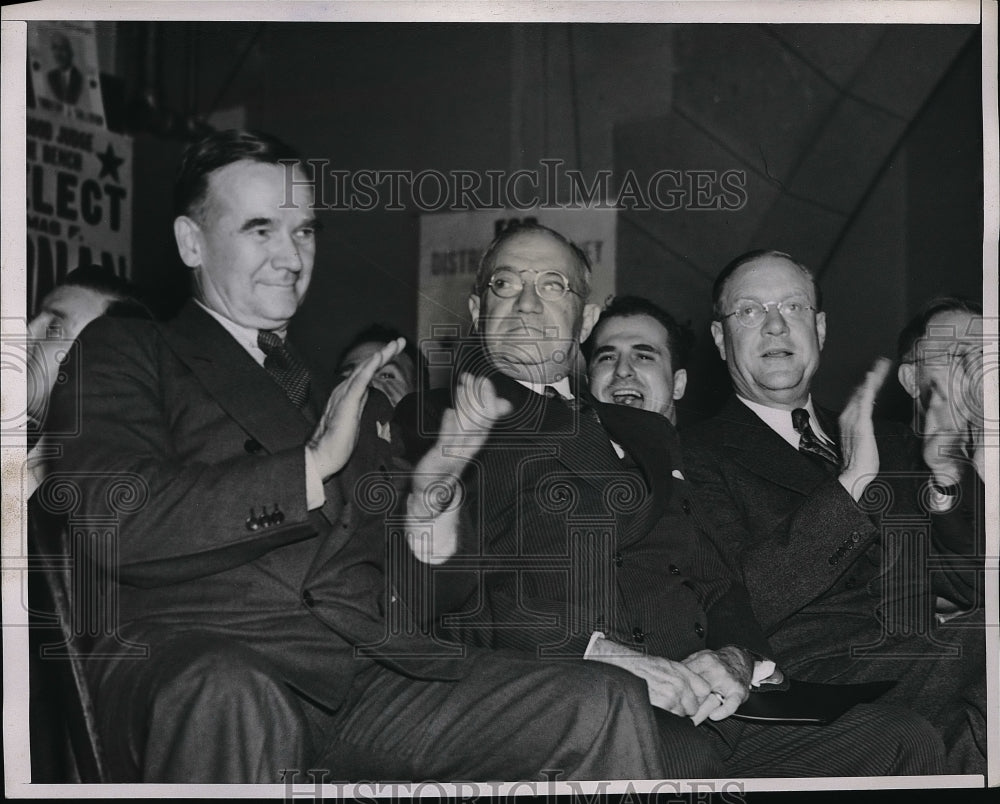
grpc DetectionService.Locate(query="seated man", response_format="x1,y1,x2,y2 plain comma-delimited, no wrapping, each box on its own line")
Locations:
26,264,147,458
682,250,987,774
336,323,422,407
896,296,986,612
41,130,683,783
398,223,944,778
585,294,693,426
24,265,148,779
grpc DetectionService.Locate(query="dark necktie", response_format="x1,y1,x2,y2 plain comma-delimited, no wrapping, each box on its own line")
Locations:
257,330,310,408
791,408,841,469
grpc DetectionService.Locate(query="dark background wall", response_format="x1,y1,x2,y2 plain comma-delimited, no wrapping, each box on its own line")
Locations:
104,22,982,423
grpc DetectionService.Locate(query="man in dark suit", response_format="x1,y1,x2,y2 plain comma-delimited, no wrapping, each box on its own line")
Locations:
399,224,944,777
41,130,682,783
46,33,83,105
682,249,987,774
585,294,693,426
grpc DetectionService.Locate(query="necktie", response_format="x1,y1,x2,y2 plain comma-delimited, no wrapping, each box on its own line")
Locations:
544,385,581,412
257,330,311,408
791,408,841,469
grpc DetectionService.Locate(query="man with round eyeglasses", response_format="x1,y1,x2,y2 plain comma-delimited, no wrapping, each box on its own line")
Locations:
682,249,987,774
467,223,599,388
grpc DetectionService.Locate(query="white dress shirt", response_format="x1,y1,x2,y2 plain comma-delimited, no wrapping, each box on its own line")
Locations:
736,395,836,451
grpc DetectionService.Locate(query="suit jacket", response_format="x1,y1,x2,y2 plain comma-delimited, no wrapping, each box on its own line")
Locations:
42,301,466,712
47,65,83,104
681,396,953,668
395,369,771,663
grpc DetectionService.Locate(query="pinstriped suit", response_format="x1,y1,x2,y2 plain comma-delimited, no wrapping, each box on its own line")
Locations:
396,368,945,777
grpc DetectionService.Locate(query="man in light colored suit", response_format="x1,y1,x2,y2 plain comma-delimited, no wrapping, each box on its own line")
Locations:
42,130,681,783
682,249,987,774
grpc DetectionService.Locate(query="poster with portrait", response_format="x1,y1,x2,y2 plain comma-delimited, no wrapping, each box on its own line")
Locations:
27,20,106,127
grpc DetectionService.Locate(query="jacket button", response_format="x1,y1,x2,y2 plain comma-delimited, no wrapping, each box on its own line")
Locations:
244,438,263,454
851,531,861,543
681,499,692,514
694,622,704,637
302,590,315,608
828,555,839,565
669,564,680,575
613,552,624,567
632,627,645,644
270,504,284,525
246,508,260,531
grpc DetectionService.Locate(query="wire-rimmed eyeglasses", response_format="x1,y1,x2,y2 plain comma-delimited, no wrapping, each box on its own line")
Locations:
487,268,582,302
720,298,818,328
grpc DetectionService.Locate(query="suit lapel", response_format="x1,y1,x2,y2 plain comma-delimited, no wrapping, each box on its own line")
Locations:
593,400,675,537
158,302,316,453
715,397,829,495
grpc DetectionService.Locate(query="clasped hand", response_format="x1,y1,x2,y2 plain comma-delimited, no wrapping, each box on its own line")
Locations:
921,345,985,484
590,638,753,725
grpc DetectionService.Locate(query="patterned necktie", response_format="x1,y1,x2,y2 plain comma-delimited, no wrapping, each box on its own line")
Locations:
791,408,841,469
257,330,311,408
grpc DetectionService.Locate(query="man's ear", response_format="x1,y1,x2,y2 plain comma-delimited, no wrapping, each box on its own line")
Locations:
710,320,727,361
467,294,481,333
174,216,203,269
815,310,827,350
578,303,602,343
898,362,919,399
672,368,688,401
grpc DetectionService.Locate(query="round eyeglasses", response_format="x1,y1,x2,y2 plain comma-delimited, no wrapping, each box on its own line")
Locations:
721,299,818,328
487,268,582,302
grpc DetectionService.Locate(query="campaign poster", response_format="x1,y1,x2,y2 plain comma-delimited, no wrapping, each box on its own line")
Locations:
25,108,133,313
27,21,106,127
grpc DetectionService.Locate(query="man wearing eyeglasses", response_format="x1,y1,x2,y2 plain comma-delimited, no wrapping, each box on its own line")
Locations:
682,250,986,774
398,228,945,778
896,297,986,614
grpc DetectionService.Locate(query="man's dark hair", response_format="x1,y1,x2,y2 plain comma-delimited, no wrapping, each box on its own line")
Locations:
337,323,426,388
472,221,592,299
897,296,983,363
585,295,695,370
712,249,823,319
61,263,135,300
173,129,302,220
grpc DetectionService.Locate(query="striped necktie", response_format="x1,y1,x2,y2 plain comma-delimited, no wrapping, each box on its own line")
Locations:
791,408,841,469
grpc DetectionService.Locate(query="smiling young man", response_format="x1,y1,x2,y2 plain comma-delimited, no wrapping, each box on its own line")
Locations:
586,295,692,425
682,249,987,775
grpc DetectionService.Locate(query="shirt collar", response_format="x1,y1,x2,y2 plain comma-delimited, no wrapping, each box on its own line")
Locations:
515,376,574,400
736,395,833,450
194,300,287,366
